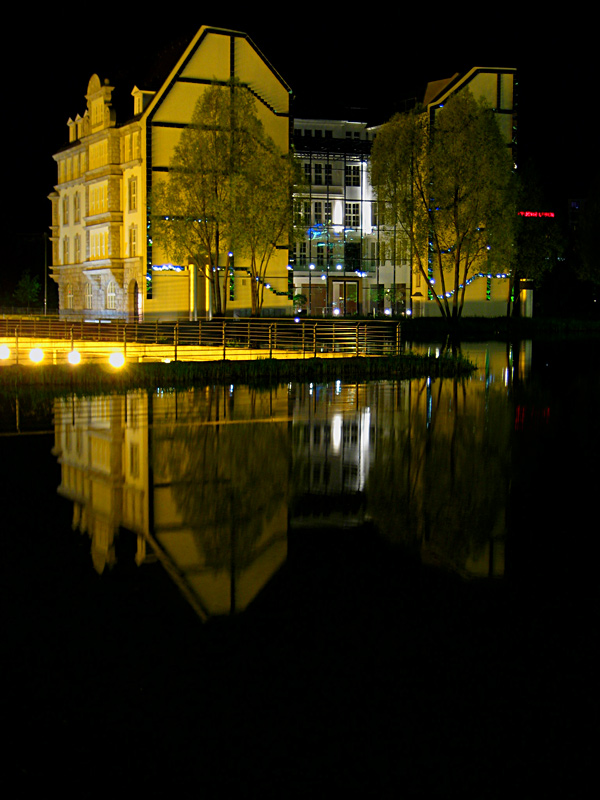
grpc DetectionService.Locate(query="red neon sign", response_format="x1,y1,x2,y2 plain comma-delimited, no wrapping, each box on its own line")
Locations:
518,211,555,218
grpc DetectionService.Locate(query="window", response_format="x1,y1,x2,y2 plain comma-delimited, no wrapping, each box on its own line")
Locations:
325,163,332,185
304,163,311,184
106,281,116,310
73,192,80,223
85,282,93,309
297,242,307,266
63,196,69,225
74,234,81,263
66,283,74,309
63,236,69,265
128,178,137,212
314,164,322,185
325,202,332,223
314,202,322,225
345,165,360,187
129,225,137,257
345,202,360,228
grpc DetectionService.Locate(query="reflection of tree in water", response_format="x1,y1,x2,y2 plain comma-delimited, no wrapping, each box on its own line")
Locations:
153,388,290,573
368,376,511,575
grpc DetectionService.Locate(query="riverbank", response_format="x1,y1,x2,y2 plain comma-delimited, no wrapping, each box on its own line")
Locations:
0,352,475,393
400,315,600,342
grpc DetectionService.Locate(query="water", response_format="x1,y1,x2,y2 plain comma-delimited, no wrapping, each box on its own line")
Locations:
2,340,598,792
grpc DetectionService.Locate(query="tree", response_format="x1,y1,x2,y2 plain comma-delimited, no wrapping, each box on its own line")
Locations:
152,80,292,317
507,161,565,315
13,272,41,307
370,91,517,324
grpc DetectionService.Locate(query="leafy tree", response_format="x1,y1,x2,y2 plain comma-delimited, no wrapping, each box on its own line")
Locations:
152,80,292,317
370,91,517,324
508,162,565,315
13,272,41,307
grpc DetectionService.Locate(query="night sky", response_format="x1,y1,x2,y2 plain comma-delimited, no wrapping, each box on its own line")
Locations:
7,11,594,280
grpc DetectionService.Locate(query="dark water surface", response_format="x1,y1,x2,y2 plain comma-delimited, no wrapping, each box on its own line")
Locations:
2,340,597,792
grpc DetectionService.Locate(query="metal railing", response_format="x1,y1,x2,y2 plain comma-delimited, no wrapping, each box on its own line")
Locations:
0,316,403,363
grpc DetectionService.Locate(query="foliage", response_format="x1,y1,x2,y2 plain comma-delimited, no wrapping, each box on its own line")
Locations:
13,272,41,307
508,162,566,315
574,173,600,285
293,293,308,309
151,80,292,317
370,91,517,322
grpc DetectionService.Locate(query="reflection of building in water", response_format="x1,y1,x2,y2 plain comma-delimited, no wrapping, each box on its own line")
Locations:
290,381,409,526
366,372,510,578
53,394,148,573
53,387,290,617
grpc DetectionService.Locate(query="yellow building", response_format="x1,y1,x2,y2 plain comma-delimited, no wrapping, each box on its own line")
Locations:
49,26,293,321
416,66,519,318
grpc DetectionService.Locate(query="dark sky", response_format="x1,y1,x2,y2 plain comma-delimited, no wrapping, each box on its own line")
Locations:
8,11,594,249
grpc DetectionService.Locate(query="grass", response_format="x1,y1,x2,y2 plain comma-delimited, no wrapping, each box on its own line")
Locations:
0,352,475,394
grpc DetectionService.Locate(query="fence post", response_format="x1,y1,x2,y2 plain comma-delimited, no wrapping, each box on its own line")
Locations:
223,320,226,360
396,322,401,355
15,328,18,365
123,327,127,358
356,324,360,357
174,321,178,361
269,324,273,359
198,320,202,346
313,323,317,357
302,321,305,358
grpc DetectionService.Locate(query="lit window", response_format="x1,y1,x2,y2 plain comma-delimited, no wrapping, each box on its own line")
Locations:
66,283,74,309
106,281,116,310
85,283,93,309
129,178,137,212
130,225,137,257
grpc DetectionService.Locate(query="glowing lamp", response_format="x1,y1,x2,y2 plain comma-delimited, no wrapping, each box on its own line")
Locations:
29,348,44,363
67,350,81,365
109,352,125,368
0,345,10,360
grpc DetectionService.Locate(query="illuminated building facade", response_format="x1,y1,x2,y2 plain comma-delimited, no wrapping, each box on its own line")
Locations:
49,27,293,321
292,120,411,317
417,66,519,317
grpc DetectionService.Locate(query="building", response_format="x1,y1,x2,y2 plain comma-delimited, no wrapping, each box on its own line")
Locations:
419,66,519,317
292,119,411,317
293,66,518,318
49,26,293,321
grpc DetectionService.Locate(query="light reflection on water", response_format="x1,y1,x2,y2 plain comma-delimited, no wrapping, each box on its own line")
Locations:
49,341,530,617
3,338,598,790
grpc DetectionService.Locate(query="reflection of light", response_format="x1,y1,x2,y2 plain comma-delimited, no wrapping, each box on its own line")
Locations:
109,352,125,368
67,350,81,365
333,308,340,316
29,348,44,363
336,264,342,270
0,345,10,360
332,414,342,452
384,308,392,316
335,380,341,395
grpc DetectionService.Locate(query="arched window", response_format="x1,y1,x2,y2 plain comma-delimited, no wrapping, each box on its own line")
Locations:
85,282,93,310
106,281,116,310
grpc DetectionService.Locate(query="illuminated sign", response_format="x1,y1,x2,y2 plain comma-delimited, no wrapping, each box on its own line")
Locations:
518,211,555,218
